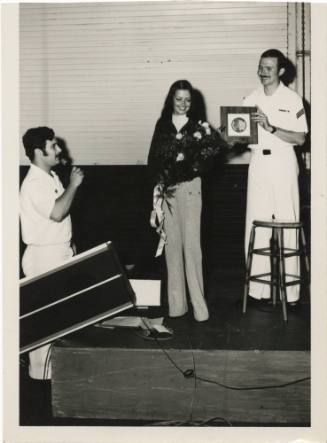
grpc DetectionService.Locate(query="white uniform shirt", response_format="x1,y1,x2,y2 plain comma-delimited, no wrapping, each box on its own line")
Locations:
243,82,308,151
20,164,72,246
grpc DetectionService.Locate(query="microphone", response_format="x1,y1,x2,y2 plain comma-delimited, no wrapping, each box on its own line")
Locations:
59,157,72,167
57,156,73,186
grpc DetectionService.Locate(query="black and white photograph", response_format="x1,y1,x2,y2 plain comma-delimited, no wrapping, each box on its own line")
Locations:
2,1,327,442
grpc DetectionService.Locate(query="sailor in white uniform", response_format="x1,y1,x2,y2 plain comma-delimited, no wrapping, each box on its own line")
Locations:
20,127,84,379
243,49,308,303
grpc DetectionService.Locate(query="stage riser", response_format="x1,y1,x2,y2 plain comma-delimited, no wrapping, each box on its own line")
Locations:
52,348,310,424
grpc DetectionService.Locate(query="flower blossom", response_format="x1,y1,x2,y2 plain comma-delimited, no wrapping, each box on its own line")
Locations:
176,133,183,140
176,152,184,162
193,131,202,140
200,121,211,135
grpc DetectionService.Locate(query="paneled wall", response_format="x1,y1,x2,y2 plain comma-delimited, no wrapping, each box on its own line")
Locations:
20,2,289,165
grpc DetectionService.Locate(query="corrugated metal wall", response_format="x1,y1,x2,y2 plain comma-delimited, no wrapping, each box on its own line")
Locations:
20,1,288,165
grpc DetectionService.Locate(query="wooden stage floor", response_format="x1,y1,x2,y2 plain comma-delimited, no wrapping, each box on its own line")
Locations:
19,268,310,427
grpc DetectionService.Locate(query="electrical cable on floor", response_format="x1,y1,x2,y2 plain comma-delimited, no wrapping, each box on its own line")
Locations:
146,418,233,427
138,321,232,427
197,416,233,426
139,318,185,376
140,320,310,392
139,318,206,425
196,374,310,391
149,416,233,427
143,322,311,392
136,319,310,426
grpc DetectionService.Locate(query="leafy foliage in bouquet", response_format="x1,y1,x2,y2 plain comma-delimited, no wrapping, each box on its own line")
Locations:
158,121,225,192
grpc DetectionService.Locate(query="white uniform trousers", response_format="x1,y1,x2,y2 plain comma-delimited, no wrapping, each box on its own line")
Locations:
22,242,74,379
163,177,209,321
245,148,300,302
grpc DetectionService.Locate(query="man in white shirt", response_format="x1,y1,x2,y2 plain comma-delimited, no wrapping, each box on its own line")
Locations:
243,49,308,305
20,126,84,379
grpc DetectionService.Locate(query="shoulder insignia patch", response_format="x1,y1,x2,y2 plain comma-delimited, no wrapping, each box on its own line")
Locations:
296,108,305,119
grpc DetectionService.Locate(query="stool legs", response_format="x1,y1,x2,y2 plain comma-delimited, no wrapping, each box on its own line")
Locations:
271,227,278,307
300,227,310,275
243,226,256,314
243,222,309,321
277,228,288,322
299,226,310,300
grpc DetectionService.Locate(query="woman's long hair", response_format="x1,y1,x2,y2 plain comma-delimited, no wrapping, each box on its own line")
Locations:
160,79,198,121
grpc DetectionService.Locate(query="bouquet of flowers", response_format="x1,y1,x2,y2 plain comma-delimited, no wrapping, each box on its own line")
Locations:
150,121,226,255
157,121,225,195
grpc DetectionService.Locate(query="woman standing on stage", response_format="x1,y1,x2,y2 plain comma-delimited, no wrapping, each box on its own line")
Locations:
148,79,225,322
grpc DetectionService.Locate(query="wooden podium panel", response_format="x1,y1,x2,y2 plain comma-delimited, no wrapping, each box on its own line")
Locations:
20,242,135,353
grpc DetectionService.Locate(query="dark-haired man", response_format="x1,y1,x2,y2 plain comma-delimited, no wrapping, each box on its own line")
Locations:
243,49,308,305
20,126,84,379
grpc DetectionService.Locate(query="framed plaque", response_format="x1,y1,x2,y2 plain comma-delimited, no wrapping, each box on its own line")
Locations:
220,106,258,144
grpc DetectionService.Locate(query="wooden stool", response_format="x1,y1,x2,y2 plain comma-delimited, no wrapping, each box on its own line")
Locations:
243,220,310,322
